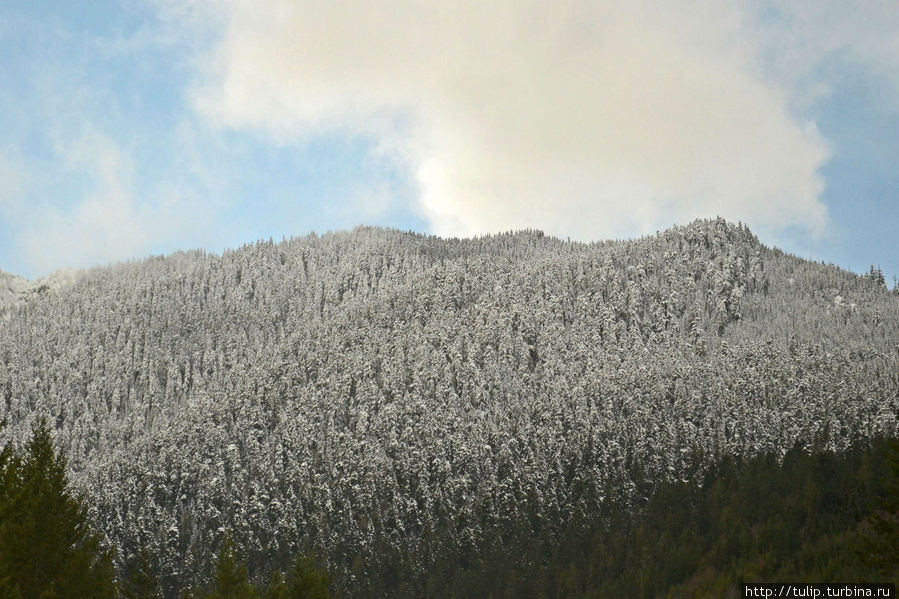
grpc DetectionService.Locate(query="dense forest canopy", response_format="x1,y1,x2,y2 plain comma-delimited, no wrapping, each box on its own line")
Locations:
1,218,897,596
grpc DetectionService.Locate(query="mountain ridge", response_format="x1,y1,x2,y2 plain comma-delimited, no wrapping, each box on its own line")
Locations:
1,218,897,596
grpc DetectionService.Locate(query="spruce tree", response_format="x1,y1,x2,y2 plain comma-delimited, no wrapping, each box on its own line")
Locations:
0,422,22,599
860,440,899,580
120,548,161,599
279,555,331,599
0,417,116,598
192,536,259,599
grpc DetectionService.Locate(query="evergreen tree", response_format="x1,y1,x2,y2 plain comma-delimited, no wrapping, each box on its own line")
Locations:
263,571,289,599
867,265,886,287
0,421,23,599
120,548,161,599
0,417,116,598
279,555,331,599
859,440,899,579
190,539,333,599
191,536,258,599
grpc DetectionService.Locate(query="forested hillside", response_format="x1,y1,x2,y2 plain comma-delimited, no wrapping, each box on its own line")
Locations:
0,267,80,321
1,218,897,596
0,271,31,322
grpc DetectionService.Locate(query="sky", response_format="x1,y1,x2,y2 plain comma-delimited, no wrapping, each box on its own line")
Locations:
0,1,897,285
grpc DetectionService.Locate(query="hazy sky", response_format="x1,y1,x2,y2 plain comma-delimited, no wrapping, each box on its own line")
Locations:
0,1,897,284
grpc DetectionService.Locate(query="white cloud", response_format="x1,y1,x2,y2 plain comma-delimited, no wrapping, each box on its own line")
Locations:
13,129,195,276
162,0,841,241
739,1,899,117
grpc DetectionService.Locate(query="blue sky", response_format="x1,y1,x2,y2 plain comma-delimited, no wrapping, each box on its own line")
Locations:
0,1,897,287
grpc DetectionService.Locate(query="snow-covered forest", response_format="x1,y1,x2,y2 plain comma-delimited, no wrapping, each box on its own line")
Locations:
1,218,897,596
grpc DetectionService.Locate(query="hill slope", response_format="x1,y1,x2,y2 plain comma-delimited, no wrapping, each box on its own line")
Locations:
0,270,30,320
0,268,80,320
1,219,897,596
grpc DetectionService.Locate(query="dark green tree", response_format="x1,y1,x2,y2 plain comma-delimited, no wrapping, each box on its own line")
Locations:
188,536,332,599
191,536,258,599
0,417,116,598
263,571,289,599
120,548,161,599
0,421,22,599
859,440,899,580
276,555,331,599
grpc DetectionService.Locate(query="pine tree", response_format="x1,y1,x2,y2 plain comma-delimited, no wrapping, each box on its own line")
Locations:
0,417,116,598
191,536,259,599
859,440,899,579
120,548,161,599
261,556,332,599
0,422,23,599
867,265,886,288
190,539,332,599
279,555,331,599
263,571,289,599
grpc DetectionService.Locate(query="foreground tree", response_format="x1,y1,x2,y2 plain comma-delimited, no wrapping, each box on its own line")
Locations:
187,536,332,599
266,555,331,599
0,417,116,598
859,440,899,579
201,537,259,599
119,548,161,599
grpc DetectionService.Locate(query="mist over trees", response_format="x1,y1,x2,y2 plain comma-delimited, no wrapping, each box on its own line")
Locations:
0,218,897,596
